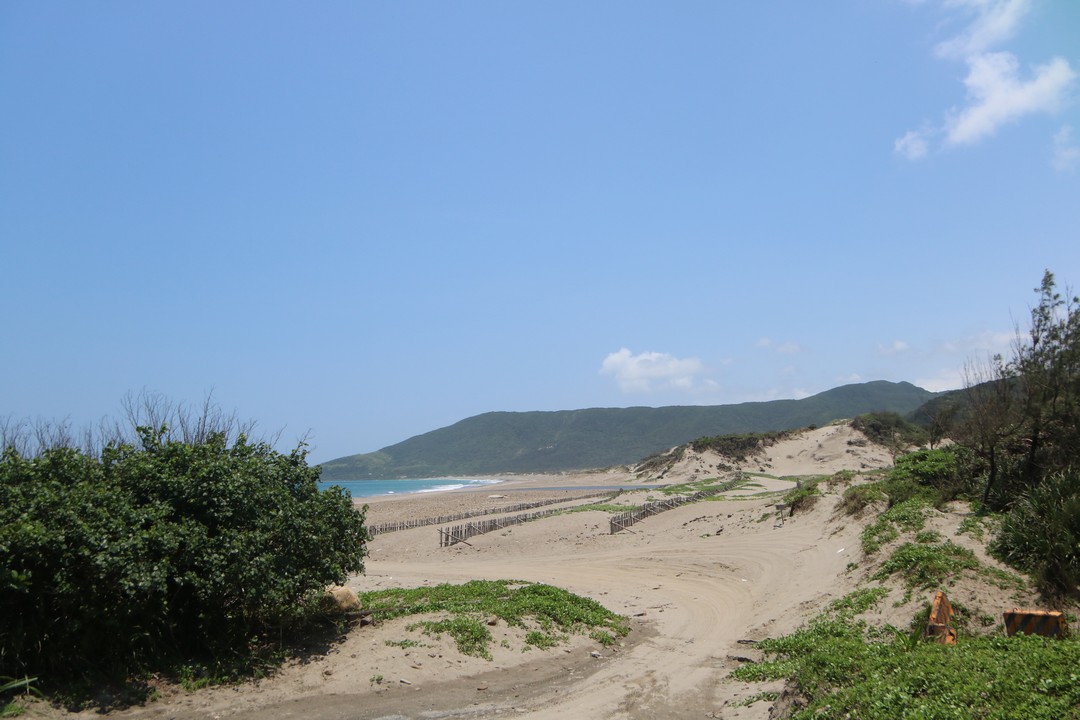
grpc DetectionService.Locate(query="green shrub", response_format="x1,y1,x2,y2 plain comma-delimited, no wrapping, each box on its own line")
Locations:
0,429,369,681
991,470,1080,599
872,541,979,590
851,412,927,448
690,431,792,461
783,478,823,515
839,483,887,517
887,447,975,506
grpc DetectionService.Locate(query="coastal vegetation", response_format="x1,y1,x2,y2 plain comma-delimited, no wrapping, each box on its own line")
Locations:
5,271,1077,717
0,400,369,703
733,589,1080,719
735,271,1080,717
358,580,630,658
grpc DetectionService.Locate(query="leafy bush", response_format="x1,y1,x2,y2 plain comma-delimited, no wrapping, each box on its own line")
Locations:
887,447,975,506
872,541,979,590
838,483,887,517
690,431,792,462
783,478,823,515
992,470,1080,599
0,428,369,681
850,412,927,449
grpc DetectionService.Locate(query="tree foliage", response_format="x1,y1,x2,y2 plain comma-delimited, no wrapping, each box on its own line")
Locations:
947,271,1080,596
0,426,369,681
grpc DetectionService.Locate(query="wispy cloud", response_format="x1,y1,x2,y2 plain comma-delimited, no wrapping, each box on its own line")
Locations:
939,329,1015,356
895,0,1076,161
600,348,706,394
895,130,930,160
1053,125,1080,171
945,53,1075,145
915,367,965,392
934,0,1031,60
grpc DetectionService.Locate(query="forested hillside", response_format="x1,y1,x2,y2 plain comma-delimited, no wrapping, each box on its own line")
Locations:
320,380,938,479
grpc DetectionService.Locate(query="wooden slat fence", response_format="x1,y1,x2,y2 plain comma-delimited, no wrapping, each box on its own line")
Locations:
437,491,625,547
609,475,744,535
368,490,617,537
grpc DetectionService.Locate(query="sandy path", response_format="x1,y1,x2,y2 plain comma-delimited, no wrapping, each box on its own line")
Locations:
346,485,862,719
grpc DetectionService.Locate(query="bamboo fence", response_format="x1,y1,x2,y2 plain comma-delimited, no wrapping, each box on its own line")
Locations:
608,475,745,534
367,490,616,537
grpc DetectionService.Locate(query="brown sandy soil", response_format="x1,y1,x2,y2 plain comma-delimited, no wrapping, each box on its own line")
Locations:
35,425,1042,720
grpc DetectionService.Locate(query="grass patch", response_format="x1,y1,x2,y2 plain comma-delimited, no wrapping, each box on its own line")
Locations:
860,498,928,554
408,618,492,658
523,630,562,650
359,580,629,658
384,638,425,649
956,515,987,541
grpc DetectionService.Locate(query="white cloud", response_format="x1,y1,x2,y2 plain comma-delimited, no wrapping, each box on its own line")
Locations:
1053,124,1080,171
836,373,864,384
915,367,965,392
939,329,1014,356
934,0,1032,59
600,348,706,394
945,53,1076,145
898,0,1077,161
894,130,930,159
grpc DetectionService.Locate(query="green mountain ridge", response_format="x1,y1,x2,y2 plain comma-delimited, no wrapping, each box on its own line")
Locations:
320,381,941,480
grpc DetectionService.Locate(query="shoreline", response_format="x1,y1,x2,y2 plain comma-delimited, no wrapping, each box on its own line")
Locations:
357,470,647,525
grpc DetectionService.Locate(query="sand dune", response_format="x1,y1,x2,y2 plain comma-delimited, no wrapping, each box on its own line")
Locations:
61,425,1026,720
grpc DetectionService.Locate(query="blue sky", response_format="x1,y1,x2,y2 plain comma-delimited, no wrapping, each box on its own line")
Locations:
2,1,1078,464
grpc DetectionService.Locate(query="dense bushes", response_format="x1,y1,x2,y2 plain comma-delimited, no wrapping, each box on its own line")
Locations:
0,427,369,680
850,412,927,450
991,470,1080,599
938,272,1080,597
883,446,977,508
690,430,791,461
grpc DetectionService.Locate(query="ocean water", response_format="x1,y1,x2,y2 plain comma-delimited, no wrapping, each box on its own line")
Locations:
318,477,504,499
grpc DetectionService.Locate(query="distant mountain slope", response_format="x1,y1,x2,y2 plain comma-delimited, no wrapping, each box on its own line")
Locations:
320,381,939,479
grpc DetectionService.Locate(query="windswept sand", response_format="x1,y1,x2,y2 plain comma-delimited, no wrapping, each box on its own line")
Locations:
50,425,1027,720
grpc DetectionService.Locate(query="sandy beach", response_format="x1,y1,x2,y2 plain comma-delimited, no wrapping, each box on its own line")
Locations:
49,424,1031,720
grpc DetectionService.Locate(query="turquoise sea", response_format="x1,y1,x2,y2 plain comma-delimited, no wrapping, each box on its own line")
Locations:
318,477,504,499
